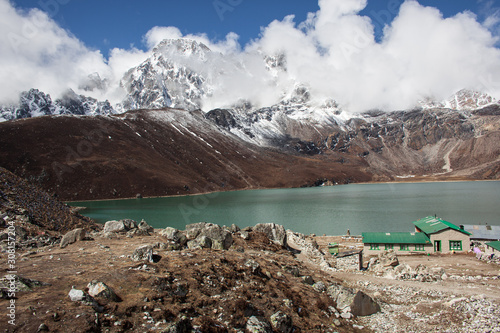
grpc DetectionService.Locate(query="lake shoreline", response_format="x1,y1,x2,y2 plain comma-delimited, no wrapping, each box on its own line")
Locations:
67,178,500,204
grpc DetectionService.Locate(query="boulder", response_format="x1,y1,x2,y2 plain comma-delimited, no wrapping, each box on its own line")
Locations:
254,223,287,247
103,220,127,233
187,235,212,249
138,219,154,233
270,311,293,333
87,280,119,301
132,245,154,262
68,287,85,302
327,284,380,316
103,219,138,233
160,227,187,245
246,316,272,333
60,228,86,248
185,222,233,250
332,285,357,311
350,291,381,316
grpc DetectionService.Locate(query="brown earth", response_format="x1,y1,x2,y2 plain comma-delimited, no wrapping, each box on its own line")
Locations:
0,110,371,201
1,230,499,332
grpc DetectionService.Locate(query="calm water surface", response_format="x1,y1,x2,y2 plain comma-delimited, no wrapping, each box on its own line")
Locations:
71,181,500,235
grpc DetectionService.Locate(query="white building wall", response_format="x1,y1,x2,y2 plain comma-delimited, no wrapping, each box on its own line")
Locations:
429,229,470,253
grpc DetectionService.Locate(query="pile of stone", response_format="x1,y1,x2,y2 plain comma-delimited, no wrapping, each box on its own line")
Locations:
368,250,446,282
102,219,154,238
286,230,333,270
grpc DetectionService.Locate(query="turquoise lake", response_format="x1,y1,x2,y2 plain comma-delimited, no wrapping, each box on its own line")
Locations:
70,181,500,236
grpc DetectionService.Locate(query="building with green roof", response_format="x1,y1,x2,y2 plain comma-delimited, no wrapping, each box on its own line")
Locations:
485,241,500,255
363,216,471,254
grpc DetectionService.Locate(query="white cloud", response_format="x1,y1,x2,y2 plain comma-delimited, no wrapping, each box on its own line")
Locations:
0,0,499,112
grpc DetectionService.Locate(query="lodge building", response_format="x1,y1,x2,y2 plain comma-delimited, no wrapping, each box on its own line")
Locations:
363,216,471,254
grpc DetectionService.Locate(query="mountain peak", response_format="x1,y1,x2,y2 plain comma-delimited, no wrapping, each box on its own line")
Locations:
419,89,498,111
445,89,497,111
152,38,212,60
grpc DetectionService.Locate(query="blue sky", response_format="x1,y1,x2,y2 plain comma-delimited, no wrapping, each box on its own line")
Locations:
10,0,493,56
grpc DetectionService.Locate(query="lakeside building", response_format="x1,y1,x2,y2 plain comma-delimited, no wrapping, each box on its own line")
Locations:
485,241,500,255
462,224,500,241
363,216,471,255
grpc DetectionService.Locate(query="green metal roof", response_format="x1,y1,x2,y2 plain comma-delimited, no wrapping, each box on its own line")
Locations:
412,216,471,236
485,241,500,252
362,232,431,244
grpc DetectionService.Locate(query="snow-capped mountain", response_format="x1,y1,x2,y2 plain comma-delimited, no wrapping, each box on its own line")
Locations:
1,38,499,128
419,89,499,111
0,88,115,122
120,39,213,111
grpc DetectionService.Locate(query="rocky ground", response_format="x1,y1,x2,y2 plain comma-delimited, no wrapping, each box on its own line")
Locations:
1,167,500,333
1,218,500,332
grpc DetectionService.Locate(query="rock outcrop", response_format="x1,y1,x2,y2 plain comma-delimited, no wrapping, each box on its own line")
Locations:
185,222,233,250
60,228,86,248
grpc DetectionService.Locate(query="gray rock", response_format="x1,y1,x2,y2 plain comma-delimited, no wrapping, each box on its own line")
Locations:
132,245,154,262
103,220,127,233
254,223,287,247
138,219,154,233
371,250,399,269
240,230,250,240
60,228,86,248
328,284,380,316
270,311,293,333
351,291,380,316
333,285,357,311
231,224,241,233
185,222,233,250
87,280,119,301
121,219,138,229
340,312,352,319
68,287,85,301
160,227,187,245
246,316,272,333
187,235,212,249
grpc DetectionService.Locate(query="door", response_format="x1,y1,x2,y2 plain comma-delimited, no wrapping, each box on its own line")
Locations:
434,240,441,252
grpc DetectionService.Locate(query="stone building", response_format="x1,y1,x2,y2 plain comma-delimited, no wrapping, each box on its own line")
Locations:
363,216,471,255
485,241,500,255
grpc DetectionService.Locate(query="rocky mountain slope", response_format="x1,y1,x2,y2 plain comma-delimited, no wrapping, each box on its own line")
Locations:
0,101,499,201
0,167,96,245
0,108,371,201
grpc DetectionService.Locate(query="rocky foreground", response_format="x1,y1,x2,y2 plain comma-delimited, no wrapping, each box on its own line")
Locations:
1,168,500,332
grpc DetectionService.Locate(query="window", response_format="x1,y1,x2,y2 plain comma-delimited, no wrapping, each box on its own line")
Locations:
400,244,409,251
385,244,394,250
414,244,425,251
369,244,379,250
449,241,462,251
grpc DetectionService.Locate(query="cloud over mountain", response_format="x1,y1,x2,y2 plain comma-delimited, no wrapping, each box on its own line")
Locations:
0,0,499,112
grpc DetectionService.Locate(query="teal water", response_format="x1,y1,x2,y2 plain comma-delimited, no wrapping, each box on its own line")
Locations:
70,181,500,235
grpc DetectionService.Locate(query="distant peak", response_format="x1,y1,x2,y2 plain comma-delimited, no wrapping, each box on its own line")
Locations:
419,89,498,111
152,38,211,56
